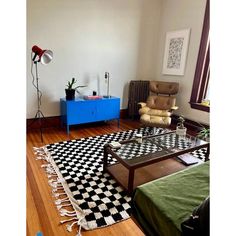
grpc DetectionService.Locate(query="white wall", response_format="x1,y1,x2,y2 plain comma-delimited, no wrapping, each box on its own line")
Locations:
27,0,161,118
27,0,209,125
155,0,209,124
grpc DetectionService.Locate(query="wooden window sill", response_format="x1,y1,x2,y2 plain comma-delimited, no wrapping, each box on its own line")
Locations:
189,102,210,112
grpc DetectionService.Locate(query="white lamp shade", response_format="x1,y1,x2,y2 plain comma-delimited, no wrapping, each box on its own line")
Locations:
40,50,53,65
32,45,53,64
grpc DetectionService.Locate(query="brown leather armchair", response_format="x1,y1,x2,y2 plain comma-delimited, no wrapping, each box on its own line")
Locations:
139,81,179,129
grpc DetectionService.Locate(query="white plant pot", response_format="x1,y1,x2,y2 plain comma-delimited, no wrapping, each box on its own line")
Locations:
176,127,187,137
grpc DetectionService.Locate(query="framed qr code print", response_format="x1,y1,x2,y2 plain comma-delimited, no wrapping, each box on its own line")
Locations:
162,29,191,75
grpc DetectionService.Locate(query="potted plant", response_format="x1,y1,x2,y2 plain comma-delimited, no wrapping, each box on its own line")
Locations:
176,115,187,137
197,126,210,141
65,78,86,100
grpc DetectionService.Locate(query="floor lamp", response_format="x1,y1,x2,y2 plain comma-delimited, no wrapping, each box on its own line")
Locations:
29,45,53,142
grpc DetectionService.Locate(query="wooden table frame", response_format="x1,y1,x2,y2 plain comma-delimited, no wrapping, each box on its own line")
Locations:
103,132,209,194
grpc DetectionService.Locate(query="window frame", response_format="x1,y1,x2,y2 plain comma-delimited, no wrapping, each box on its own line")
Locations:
189,0,210,112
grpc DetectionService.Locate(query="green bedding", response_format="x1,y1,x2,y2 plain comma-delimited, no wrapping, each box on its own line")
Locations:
132,162,209,236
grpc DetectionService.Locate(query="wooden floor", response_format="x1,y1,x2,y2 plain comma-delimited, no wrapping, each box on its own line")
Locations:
27,119,186,236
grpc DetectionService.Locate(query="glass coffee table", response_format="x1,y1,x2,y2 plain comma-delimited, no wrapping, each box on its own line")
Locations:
103,131,209,194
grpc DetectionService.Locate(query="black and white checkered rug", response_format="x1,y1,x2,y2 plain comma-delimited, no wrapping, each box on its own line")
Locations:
35,127,207,233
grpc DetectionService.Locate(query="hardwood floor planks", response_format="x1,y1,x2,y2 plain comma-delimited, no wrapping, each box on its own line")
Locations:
27,178,42,236
27,119,185,236
27,119,146,236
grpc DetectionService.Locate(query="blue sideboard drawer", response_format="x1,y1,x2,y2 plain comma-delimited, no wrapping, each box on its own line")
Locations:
96,99,120,121
60,97,120,134
67,101,97,124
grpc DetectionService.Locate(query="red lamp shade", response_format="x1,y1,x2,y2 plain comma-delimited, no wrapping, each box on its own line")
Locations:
32,45,53,65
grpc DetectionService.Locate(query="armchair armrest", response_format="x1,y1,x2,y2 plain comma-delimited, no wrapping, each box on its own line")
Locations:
170,106,179,111
138,102,147,108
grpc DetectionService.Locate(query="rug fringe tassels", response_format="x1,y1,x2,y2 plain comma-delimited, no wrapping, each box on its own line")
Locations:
59,213,84,235
33,146,86,236
59,216,84,235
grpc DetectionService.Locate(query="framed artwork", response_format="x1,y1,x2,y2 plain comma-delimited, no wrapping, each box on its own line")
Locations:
162,29,191,76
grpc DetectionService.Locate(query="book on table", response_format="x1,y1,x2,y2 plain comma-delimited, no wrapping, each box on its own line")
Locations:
177,153,203,165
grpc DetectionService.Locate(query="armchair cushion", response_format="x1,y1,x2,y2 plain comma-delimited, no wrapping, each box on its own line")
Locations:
140,114,171,127
146,95,176,110
149,80,179,95
138,81,179,128
147,109,171,117
139,106,151,115
139,107,171,117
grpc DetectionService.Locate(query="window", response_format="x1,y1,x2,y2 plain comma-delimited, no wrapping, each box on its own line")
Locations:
190,0,210,112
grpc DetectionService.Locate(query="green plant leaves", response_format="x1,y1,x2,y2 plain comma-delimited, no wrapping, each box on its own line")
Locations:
66,78,87,90
66,77,77,89
197,128,210,139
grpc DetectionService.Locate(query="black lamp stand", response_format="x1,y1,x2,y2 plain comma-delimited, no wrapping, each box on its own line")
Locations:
28,61,46,142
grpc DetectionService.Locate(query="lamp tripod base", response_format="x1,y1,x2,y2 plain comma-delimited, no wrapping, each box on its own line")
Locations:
27,110,46,142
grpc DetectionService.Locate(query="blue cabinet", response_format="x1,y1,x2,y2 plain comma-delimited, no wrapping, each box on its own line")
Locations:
60,96,120,134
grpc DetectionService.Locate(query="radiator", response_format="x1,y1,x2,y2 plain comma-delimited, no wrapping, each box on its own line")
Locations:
128,80,150,119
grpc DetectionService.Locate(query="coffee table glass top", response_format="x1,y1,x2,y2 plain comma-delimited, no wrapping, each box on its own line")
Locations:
111,131,208,164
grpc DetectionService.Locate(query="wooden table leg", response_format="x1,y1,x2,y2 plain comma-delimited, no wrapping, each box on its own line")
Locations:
128,168,135,194
205,144,210,161
103,145,109,173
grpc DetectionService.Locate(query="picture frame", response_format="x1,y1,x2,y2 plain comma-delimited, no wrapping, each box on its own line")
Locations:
162,29,191,76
